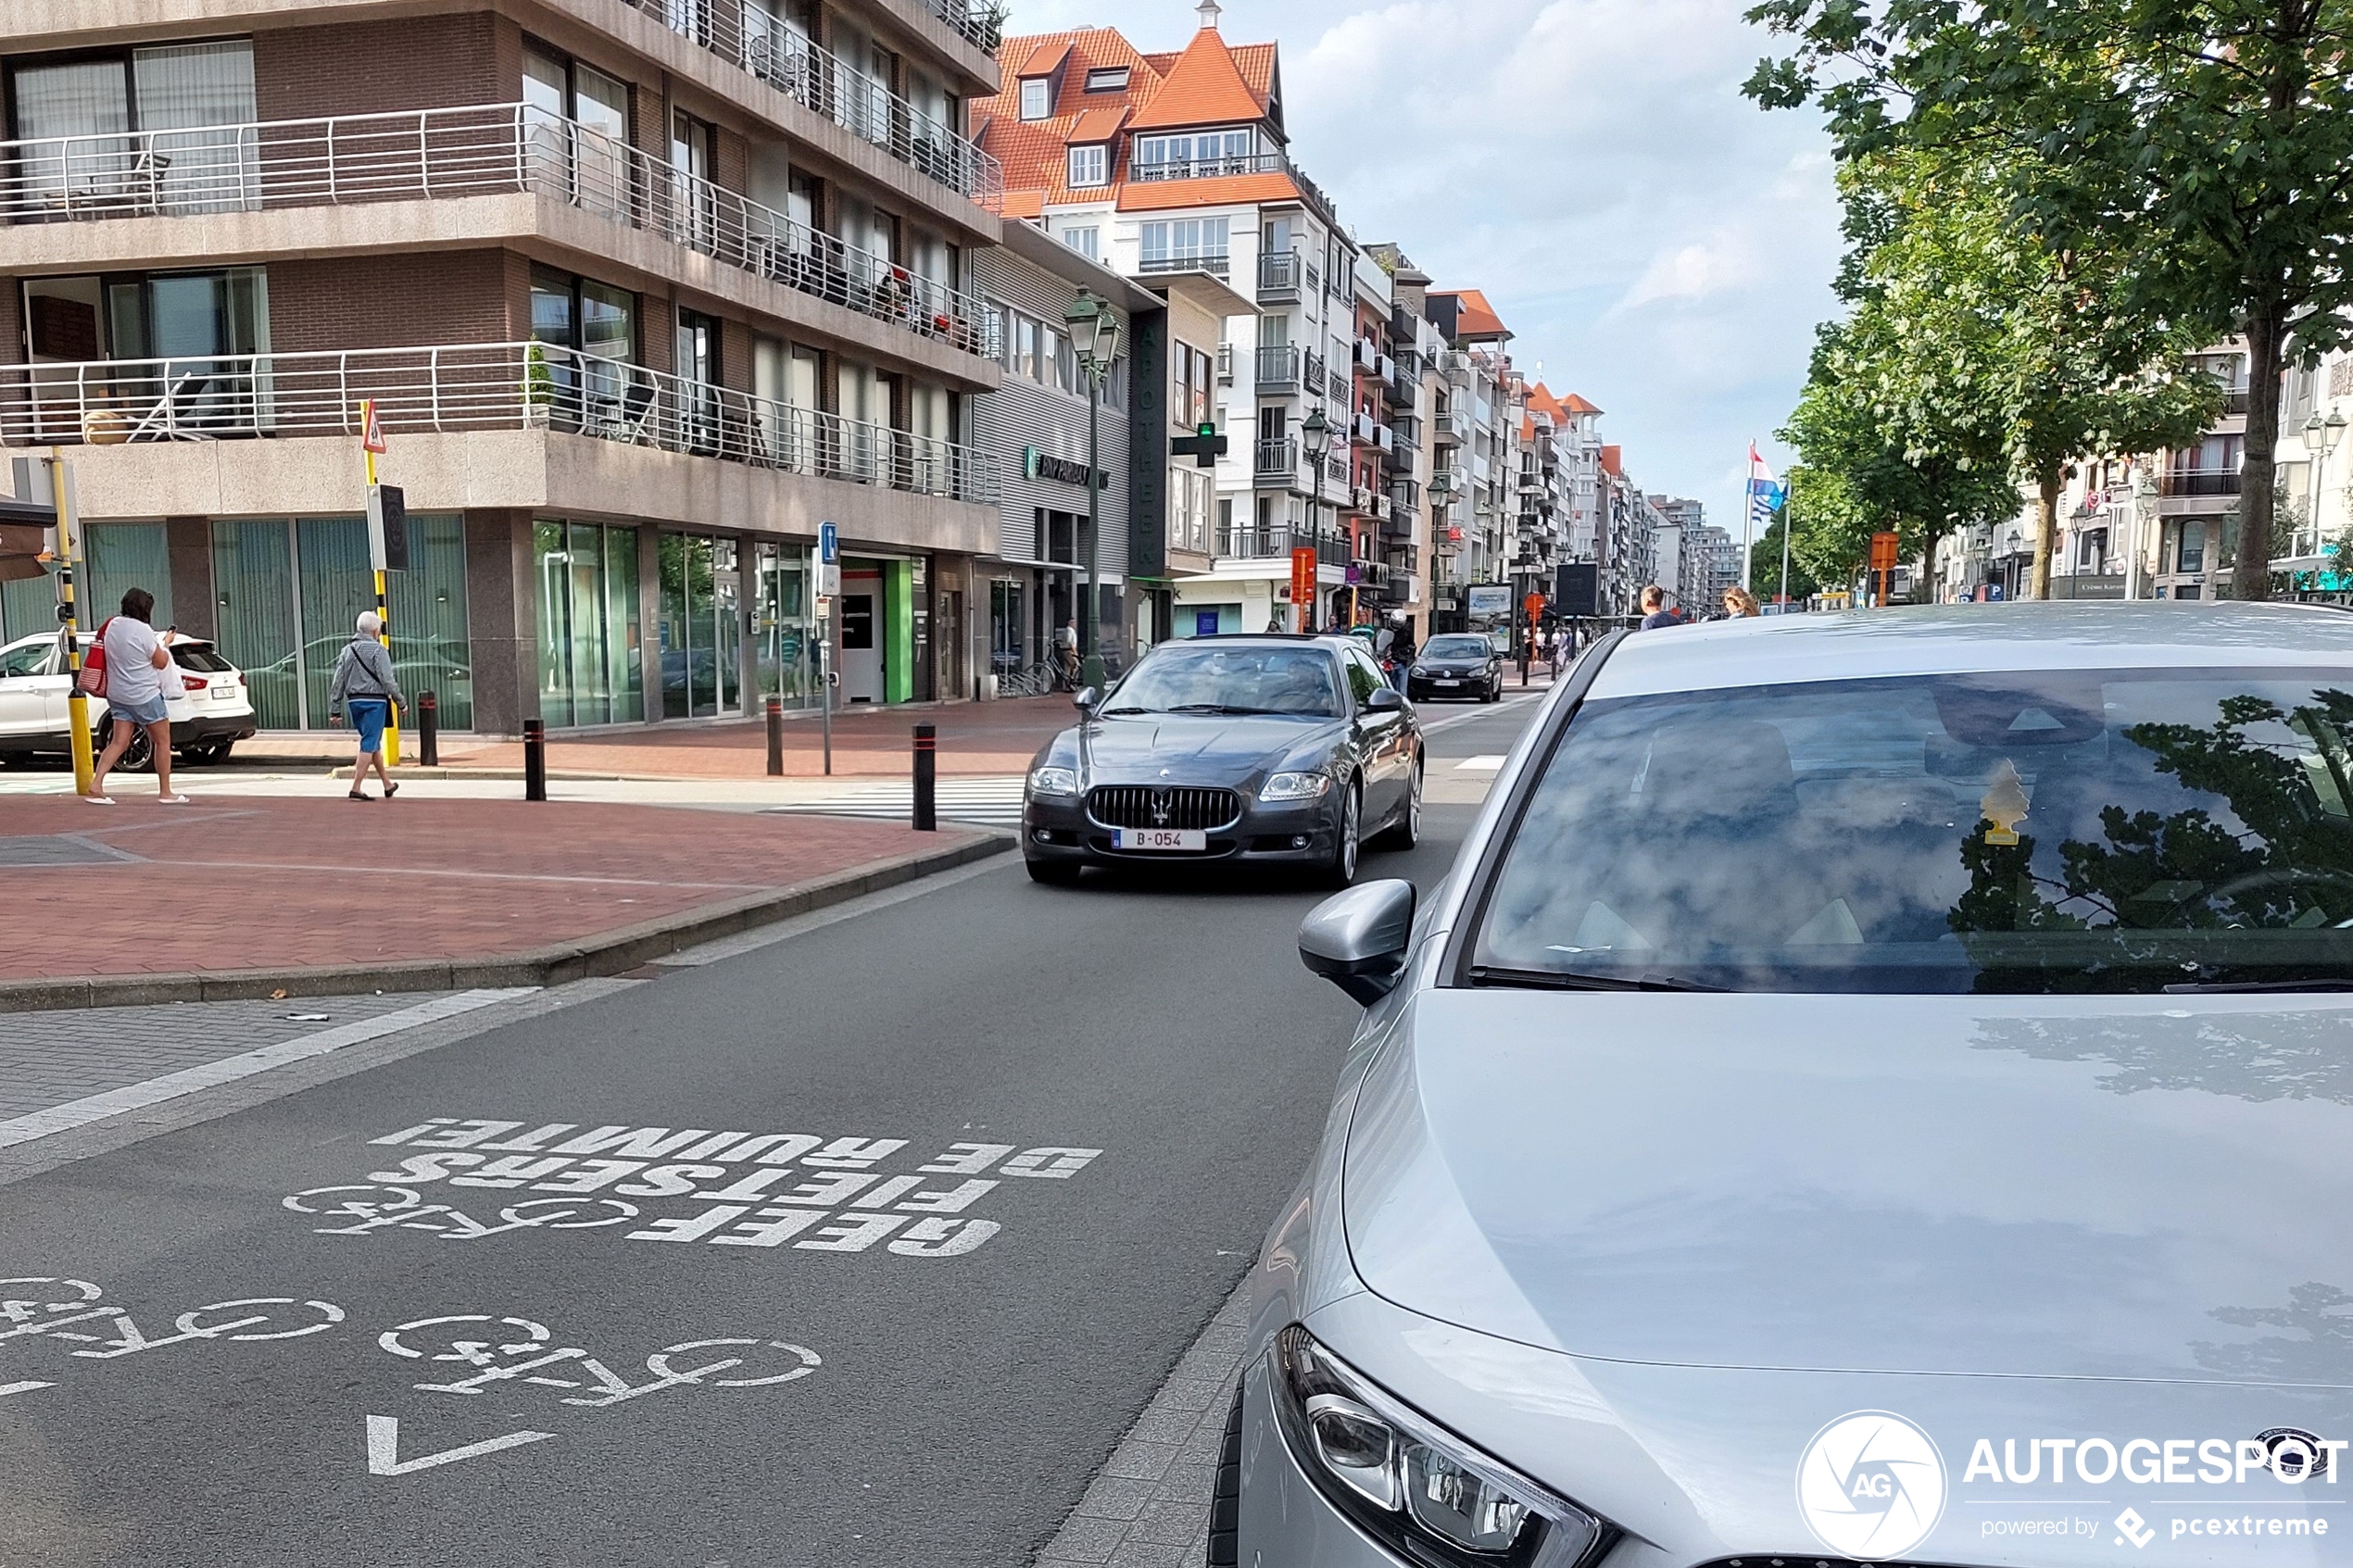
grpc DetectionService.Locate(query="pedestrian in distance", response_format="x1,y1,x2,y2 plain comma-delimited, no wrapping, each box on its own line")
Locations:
1639,585,1683,630
1722,584,1762,620
329,611,406,801
1051,618,1080,687
85,586,188,806
1387,615,1416,691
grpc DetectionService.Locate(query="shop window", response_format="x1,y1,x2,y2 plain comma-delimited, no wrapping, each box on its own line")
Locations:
533,519,642,728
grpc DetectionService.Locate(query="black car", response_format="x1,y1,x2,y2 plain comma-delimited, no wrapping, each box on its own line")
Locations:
1406,632,1504,702
1021,634,1424,887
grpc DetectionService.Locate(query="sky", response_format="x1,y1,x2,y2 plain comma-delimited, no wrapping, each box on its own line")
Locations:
995,0,1845,545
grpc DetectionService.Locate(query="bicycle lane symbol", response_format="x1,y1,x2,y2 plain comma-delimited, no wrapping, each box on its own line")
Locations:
283,1185,641,1241
0,1275,345,1397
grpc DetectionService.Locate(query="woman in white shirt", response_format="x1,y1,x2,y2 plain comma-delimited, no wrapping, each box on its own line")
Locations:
87,586,189,805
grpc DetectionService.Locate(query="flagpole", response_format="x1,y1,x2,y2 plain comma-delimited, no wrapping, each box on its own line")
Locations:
1742,444,1757,592
1778,477,1793,611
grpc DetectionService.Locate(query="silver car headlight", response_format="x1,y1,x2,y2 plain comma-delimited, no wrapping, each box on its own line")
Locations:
1260,771,1332,801
1272,1324,1608,1567
1027,765,1078,797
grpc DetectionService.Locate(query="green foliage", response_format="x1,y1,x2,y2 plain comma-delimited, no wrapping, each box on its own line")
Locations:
1746,0,2353,599
1750,504,1824,603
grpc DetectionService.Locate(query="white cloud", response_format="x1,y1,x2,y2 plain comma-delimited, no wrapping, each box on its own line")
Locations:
995,0,1843,533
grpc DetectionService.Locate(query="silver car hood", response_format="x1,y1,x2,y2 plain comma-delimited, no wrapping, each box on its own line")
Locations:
1341,990,2353,1383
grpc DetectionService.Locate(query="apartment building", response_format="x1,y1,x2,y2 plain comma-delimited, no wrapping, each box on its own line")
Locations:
1367,242,1441,640
975,6,1369,637
0,0,1007,731
967,217,1153,688
1423,288,1516,633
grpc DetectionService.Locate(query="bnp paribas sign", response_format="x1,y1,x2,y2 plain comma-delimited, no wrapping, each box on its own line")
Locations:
1023,446,1111,490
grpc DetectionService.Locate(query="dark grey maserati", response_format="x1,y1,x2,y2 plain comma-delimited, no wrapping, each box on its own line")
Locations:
1021,634,1425,886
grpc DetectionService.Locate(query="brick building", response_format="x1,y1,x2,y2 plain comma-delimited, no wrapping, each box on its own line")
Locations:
0,0,1010,733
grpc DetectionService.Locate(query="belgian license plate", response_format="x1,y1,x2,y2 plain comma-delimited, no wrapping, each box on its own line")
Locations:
1436,679,1461,687
1113,827,1206,852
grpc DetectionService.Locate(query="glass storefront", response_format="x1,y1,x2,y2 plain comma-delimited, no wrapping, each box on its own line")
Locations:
751,540,821,709
83,521,171,628
210,514,472,729
660,533,740,718
533,519,643,727
989,578,1027,686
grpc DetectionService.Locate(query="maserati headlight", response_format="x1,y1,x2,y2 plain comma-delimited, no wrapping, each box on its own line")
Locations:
1272,1324,1607,1566
1027,765,1078,797
1260,771,1331,801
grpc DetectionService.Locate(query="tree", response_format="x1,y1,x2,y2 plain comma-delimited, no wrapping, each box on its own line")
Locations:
1751,496,1825,605
1806,150,2219,597
1747,0,2353,600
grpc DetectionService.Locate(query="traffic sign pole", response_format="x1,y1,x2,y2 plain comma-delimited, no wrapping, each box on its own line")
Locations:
359,401,400,765
49,458,94,797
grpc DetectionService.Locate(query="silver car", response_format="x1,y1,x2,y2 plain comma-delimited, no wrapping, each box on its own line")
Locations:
1222,604,2353,1568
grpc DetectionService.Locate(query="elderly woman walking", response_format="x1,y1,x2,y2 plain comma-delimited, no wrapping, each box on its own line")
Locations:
329,611,406,801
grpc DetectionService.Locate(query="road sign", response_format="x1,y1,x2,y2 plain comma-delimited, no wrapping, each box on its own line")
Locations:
1869,531,1900,571
1555,562,1598,617
1290,547,1317,618
359,400,386,456
817,560,841,598
369,484,409,572
818,521,838,565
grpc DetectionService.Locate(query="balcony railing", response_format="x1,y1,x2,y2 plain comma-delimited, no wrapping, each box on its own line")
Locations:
921,0,1004,49
1130,151,1288,183
1303,351,1327,392
1254,345,1301,391
2161,469,2243,497
0,105,1000,362
0,341,996,504
1258,250,1302,300
1219,526,1349,567
613,2,1001,206
1215,344,1233,384
1139,250,1230,280
1253,436,1298,479
1390,477,1421,510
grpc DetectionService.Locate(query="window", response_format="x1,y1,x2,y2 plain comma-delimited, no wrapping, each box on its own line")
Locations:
1062,225,1099,260
1174,343,1214,430
1132,129,1255,178
11,40,257,215
1170,468,1211,554
1066,144,1107,188
1015,315,1039,381
1084,66,1130,92
1019,78,1051,119
1139,217,1229,270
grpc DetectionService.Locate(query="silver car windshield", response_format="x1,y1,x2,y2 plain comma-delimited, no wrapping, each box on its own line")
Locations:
1421,636,1490,660
1471,668,2353,994
1101,646,1343,719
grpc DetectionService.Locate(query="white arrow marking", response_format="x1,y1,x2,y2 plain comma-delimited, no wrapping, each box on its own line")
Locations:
365,1414,554,1476
0,1380,54,1398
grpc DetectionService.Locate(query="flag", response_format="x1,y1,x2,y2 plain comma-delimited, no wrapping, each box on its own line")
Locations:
1746,444,1784,531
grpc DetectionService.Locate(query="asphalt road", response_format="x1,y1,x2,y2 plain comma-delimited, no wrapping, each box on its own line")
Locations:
0,691,1552,1568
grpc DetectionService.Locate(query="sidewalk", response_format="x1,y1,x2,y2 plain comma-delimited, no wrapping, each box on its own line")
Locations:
204,694,1077,780
0,794,1001,1010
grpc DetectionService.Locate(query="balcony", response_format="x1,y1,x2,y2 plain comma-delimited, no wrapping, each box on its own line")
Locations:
922,0,1004,49
1390,477,1421,510
1389,410,1423,449
1215,344,1233,384
1258,250,1302,304
2160,469,2243,497
1381,363,1417,408
1254,345,1302,393
1435,404,1471,442
613,2,1002,207
0,341,997,505
1139,250,1231,280
1253,436,1299,481
1303,351,1327,392
1132,151,1289,183
0,105,1000,364
1218,525,1349,567
2223,388,2252,415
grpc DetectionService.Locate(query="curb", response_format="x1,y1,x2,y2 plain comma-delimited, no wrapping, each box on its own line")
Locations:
0,834,1013,1014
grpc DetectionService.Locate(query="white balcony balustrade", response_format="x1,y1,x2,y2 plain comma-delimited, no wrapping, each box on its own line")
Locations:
615,1,1002,206
0,341,997,505
0,105,1000,365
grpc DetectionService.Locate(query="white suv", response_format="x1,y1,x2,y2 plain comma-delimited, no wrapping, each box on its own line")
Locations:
0,630,258,770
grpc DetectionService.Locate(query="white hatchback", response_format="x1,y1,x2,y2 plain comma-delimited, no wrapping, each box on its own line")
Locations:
0,630,258,770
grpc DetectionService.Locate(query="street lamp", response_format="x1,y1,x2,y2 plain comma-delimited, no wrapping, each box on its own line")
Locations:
2304,408,2348,564
1298,407,1334,632
1063,287,1122,685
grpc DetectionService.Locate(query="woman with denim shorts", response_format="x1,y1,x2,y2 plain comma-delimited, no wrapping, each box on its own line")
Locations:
328,611,407,801
87,586,188,806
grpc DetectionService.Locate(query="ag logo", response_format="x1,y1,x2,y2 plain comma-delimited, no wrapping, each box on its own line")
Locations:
1795,1411,1948,1561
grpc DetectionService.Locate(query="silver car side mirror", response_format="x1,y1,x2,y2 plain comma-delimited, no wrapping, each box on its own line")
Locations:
1299,879,1416,1005
1075,684,1101,711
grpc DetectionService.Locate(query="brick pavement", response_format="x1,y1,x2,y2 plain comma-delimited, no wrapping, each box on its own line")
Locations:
0,991,448,1121
1,795,984,984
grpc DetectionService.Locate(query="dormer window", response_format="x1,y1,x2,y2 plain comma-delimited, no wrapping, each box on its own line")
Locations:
1084,66,1129,92
1067,144,1107,188
1019,78,1050,119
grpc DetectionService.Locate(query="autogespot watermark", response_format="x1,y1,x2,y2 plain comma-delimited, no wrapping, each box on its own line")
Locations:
1798,1414,2340,1559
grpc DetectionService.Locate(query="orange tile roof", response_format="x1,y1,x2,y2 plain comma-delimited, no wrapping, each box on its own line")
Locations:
1015,38,1072,78
1524,382,1568,422
1600,445,1624,477
1068,105,1128,143
1127,25,1268,131
1434,287,1508,339
1562,392,1603,416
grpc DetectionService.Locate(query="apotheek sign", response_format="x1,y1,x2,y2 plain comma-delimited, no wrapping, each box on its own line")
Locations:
1023,447,1111,489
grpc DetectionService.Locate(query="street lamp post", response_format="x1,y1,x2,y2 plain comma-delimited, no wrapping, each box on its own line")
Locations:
1298,407,1334,633
1063,288,1123,687
2303,408,2347,571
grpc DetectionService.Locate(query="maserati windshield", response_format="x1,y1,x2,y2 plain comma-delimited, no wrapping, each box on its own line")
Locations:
1101,645,1343,719
1472,668,2353,994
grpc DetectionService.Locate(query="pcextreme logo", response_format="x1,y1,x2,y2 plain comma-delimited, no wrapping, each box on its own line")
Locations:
1796,1410,1950,1561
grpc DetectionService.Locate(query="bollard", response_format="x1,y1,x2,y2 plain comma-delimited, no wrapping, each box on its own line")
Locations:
765,695,785,777
522,718,547,802
418,690,439,767
912,721,937,832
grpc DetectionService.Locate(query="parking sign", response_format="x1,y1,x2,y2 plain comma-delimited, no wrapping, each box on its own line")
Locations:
819,521,838,565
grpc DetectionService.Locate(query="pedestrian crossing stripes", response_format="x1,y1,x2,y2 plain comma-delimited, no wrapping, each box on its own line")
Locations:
763,777,1026,829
